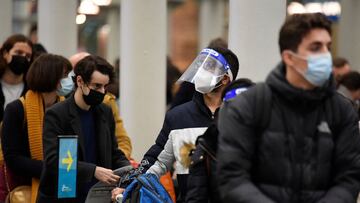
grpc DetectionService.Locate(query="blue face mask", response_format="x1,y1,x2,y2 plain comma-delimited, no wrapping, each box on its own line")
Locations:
294,52,333,87
57,71,74,96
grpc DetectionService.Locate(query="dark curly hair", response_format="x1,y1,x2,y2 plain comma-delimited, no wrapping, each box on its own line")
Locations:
73,55,114,88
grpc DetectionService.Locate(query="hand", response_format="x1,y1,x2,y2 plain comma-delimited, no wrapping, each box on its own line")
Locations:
111,187,125,202
94,166,120,185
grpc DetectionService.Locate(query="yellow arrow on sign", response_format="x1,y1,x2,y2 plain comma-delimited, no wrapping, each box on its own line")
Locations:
62,150,73,172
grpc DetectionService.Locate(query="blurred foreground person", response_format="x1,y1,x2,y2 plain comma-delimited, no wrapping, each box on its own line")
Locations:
218,13,360,203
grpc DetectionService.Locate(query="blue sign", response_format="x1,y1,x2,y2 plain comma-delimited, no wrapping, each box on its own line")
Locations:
57,136,78,198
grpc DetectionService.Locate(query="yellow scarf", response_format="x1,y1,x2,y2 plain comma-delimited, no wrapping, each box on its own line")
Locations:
22,91,43,203
22,91,64,203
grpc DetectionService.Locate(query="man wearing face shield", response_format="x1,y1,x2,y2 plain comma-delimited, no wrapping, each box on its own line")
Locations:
133,46,239,203
217,13,360,203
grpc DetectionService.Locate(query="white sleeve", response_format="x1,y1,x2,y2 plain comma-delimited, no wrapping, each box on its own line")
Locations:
146,133,175,178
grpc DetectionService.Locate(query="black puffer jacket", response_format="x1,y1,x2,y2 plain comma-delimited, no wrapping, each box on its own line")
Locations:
217,63,360,203
186,123,220,203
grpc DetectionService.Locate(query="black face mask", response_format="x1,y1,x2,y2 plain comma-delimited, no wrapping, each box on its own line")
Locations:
82,88,105,106
8,55,30,75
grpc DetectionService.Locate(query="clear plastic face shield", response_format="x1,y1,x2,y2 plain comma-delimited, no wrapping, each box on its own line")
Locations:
177,48,233,93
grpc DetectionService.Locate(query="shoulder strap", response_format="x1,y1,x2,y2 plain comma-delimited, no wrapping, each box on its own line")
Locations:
19,96,26,126
254,83,272,130
324,94,341,135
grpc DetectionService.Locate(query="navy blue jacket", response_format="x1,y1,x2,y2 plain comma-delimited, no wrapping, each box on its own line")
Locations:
141,91,217,203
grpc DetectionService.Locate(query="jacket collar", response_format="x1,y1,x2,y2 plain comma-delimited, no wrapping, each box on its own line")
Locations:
192,91,219,119
266,62,335,111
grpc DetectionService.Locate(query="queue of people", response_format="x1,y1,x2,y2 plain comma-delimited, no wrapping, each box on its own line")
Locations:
0,12,360,203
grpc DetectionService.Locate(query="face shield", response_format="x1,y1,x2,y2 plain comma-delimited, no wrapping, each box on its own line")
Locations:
177,48,233,93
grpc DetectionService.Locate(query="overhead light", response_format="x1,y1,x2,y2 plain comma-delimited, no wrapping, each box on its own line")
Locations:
287,2,306,15
322,2,341,16
92,0,112,6
76,14,87,25
78,0,99,15
305,2,323,13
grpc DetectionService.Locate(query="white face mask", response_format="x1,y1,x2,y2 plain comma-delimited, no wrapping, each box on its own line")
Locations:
193,67,223,94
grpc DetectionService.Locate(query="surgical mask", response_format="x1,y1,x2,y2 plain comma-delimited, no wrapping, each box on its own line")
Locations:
57,77,74,96
82,87,105,106
293,52,332,87
8,55,30,75
193,67,223,94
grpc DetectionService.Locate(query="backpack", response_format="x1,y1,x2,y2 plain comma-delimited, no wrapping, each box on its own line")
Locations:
122,173,173,203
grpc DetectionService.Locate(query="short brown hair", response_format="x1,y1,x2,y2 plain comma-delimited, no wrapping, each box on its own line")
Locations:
333,57,349,68
26,54,72,92
208,37,228,49
279,13,332,53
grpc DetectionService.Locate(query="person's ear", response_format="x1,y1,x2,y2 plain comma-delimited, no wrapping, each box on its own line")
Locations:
282,50,295,67
3,50,11,63
221,75,231,85
76,75,84,87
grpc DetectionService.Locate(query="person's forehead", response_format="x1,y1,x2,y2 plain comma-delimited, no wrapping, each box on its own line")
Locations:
301,28,331,45
338,65,351,74
90,70,109,84
11,42,32,54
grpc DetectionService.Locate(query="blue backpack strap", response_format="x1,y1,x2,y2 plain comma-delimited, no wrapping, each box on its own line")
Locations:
122,178,140,201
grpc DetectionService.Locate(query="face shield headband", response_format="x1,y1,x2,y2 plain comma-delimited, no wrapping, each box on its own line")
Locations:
197,48,233,81
177,48,233,85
